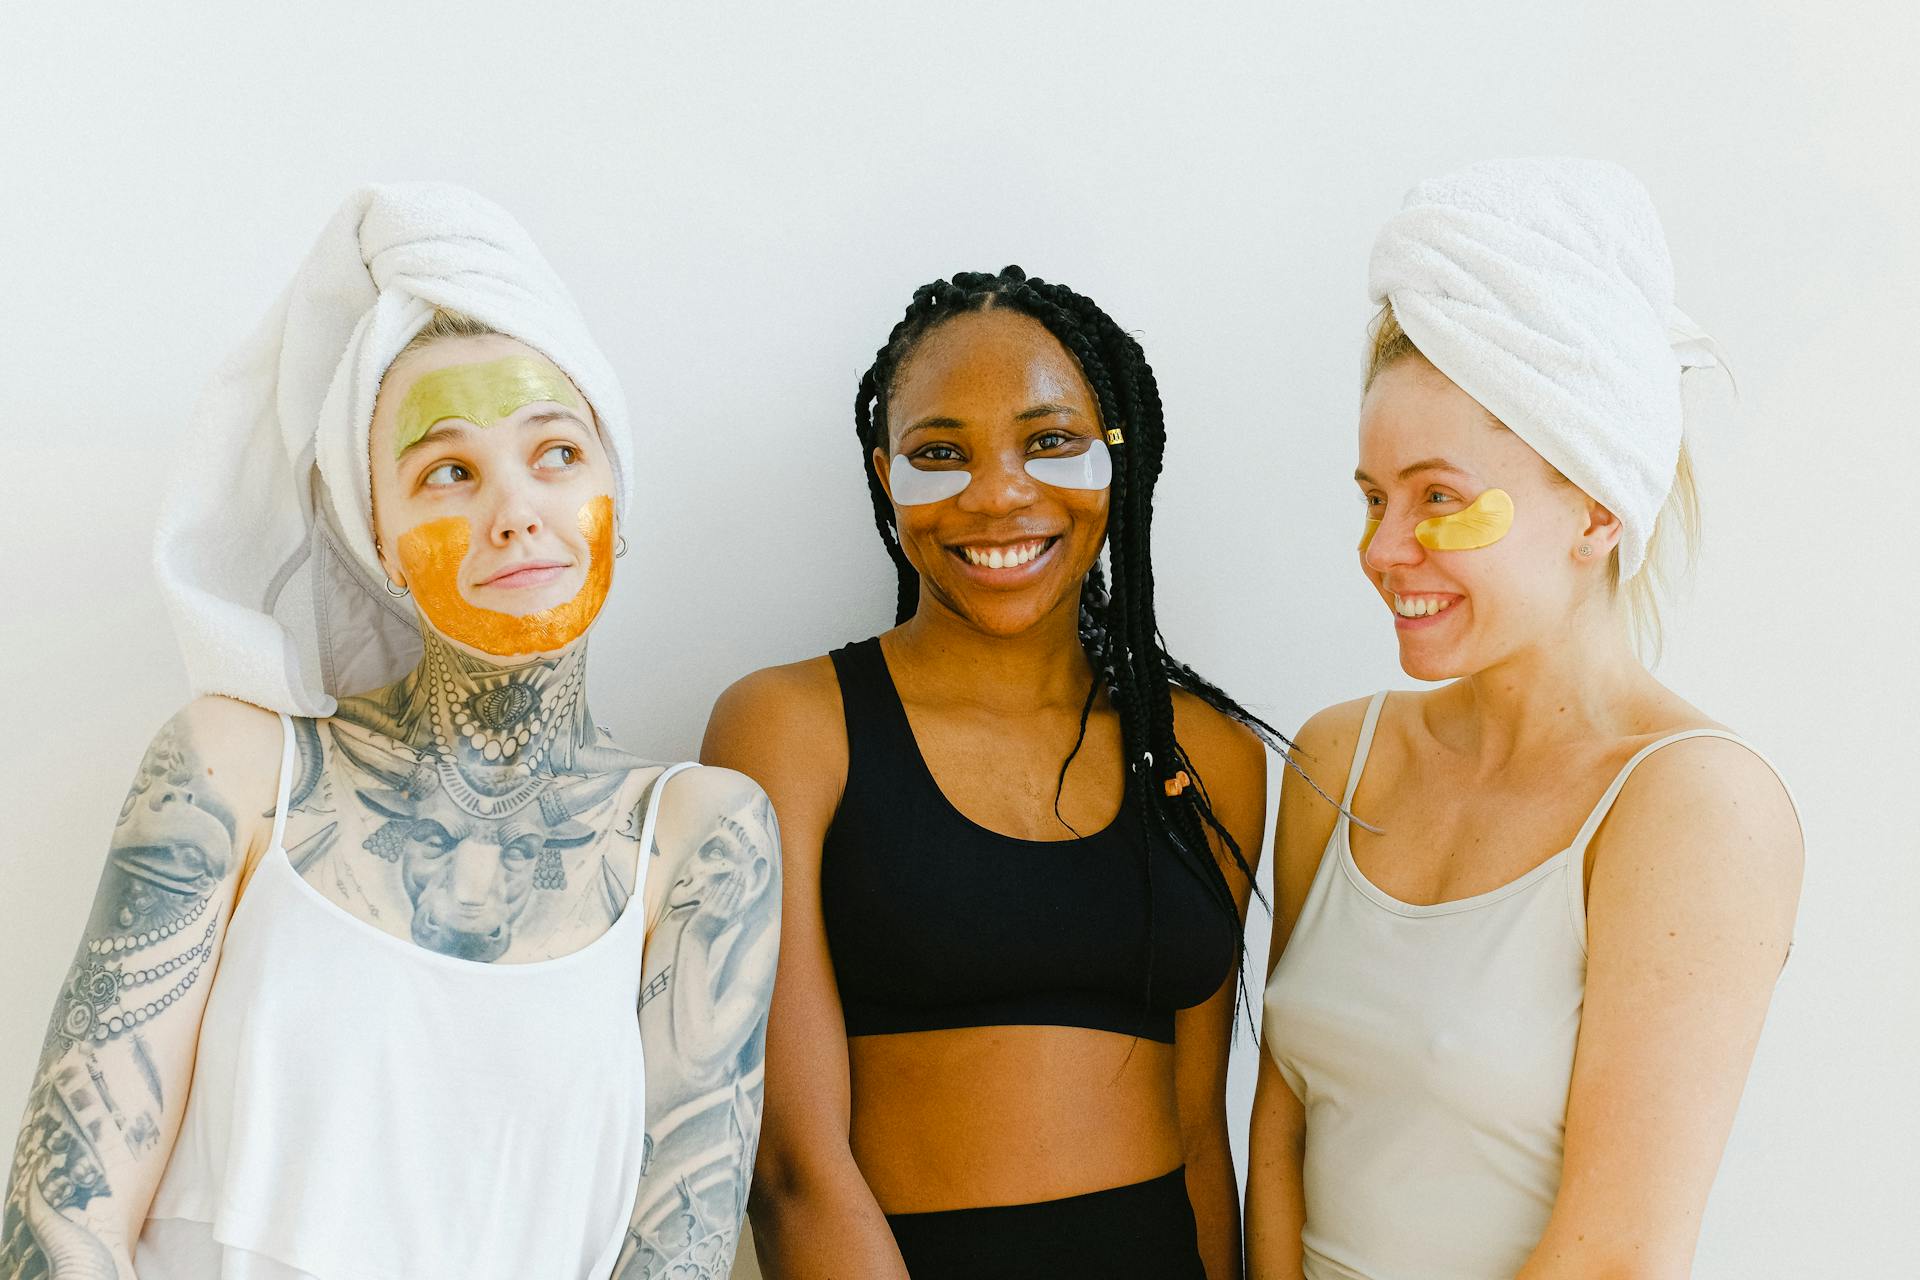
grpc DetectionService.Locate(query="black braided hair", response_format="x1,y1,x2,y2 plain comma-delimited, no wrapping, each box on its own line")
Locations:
853,265,1292,1023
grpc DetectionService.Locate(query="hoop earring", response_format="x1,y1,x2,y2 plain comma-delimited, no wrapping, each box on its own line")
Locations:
384,576,411,598
615,535,629,560
1577,543,1594,558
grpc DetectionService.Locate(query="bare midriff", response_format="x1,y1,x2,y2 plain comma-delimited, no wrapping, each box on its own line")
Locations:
846,1024,1183,1214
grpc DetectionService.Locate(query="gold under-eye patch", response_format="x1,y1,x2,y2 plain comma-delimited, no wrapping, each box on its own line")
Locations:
1360,517,1381,553
398,495,614,656
1414,488,1514,551
395,355,583,458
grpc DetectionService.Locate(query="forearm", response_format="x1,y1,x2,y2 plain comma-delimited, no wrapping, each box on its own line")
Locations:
1183,1128,1243,1280
1244,1062,1307,1280
1242,1156,1306,1280
1517,1239,1685,1280
747,1155,910,1280
2,1053,141,1280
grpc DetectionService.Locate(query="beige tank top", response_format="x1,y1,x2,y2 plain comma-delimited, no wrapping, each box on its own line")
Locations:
1261,691,1795,1280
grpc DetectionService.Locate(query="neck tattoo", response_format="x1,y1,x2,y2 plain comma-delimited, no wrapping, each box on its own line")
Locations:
327,629,642,961
418,632,590,819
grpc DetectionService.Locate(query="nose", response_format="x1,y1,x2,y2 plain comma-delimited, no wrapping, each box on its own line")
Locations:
486,475,544,547
955,448,1041,517
1362,508,1426,576
449,844,501,909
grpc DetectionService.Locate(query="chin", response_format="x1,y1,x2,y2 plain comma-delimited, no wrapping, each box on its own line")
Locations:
1395,642,1472,683
934,587,1070,638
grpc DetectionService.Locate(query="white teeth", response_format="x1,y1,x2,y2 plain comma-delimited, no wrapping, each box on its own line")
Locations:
1392,594,1454,618
962,540,1047,568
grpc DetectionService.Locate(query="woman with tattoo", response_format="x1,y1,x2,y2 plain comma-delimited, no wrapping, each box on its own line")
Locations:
705,267,1271,1279
0,184,781,1280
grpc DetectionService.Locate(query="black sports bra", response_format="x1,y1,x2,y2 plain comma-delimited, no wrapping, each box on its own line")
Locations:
820,638,1236,1044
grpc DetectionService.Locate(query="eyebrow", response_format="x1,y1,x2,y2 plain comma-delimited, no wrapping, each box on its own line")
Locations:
1353,457,1473,485
900,403,1081,438
398,420,474,460
396,408,590,461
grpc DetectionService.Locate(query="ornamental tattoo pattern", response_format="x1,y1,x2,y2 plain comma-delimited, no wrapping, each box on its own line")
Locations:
2,718,235,1279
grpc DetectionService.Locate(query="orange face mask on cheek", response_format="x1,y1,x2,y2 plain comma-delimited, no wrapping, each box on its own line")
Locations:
397,495,616,656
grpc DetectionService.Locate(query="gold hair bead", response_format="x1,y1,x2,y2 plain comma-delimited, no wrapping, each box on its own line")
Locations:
1105,428,1125,445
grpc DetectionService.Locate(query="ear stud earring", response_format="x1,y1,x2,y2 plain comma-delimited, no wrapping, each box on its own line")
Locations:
1577,543,1593,558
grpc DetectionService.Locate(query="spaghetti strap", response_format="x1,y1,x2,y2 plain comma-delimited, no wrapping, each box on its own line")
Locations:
1341,692,1391,810
1566,728,1799,857
636,761,698,855
268,713,297,852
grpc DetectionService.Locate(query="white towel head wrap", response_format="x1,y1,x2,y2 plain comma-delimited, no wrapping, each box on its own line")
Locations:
155,182,633,715
1367,157,1718,579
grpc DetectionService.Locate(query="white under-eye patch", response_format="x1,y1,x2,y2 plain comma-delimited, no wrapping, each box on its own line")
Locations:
887,455,974,505
887,440,1114,507
1025,439,1112,490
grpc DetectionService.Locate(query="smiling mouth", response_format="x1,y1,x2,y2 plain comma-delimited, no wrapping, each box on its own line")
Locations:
949,537,1058,570
1391,592,1458,618
477,561,570,590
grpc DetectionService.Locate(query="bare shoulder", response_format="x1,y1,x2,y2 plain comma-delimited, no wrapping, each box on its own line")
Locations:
1283,694,1379,808
1268,694,1379,955
656,763,778,848
171,695,285,815
1596,733,1804,895
700,655,847,847
1170,689,1267,798
704,655,843,749
1170,689,1266,776
646,763,782,928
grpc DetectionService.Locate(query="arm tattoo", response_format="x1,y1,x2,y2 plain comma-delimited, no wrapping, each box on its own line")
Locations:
615,785,781,1280
2,718,239,1278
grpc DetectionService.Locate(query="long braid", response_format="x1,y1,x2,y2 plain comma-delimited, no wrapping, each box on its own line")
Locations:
853,266,1295,1027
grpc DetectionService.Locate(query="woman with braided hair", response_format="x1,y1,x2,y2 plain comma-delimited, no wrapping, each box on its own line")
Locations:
705,266,1271,1278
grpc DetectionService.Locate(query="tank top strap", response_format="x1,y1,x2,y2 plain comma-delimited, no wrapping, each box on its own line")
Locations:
269,712,297,850
604,760,699,962
1566,728,1799,858
828,638,917,774
1340,691,1391,810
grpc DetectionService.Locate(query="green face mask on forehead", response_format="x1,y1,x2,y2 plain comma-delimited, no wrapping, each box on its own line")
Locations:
394,355,584,458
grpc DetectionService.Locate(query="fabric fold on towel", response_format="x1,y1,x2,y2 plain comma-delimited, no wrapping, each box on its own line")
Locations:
1367,156,1721,578
155,183,632,714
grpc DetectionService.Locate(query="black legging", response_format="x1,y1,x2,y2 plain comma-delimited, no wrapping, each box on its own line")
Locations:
884,1168,1207,1279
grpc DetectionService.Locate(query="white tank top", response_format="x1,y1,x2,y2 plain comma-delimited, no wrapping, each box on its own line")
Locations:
1261,691,1794,1280
137,713,689,1280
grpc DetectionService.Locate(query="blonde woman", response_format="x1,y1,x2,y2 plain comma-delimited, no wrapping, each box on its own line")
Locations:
1246,159,1802,1280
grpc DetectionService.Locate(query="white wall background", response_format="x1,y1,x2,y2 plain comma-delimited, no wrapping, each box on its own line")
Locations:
3,3,1913,1274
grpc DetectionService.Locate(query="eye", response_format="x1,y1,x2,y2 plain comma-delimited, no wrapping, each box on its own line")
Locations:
913,443,964,465
535,443,581,469
501,840,540,867
1426,489,1456,505
408,821,455,854
422,462,471,487
1028,431,1080,454
1362,493,1385,509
